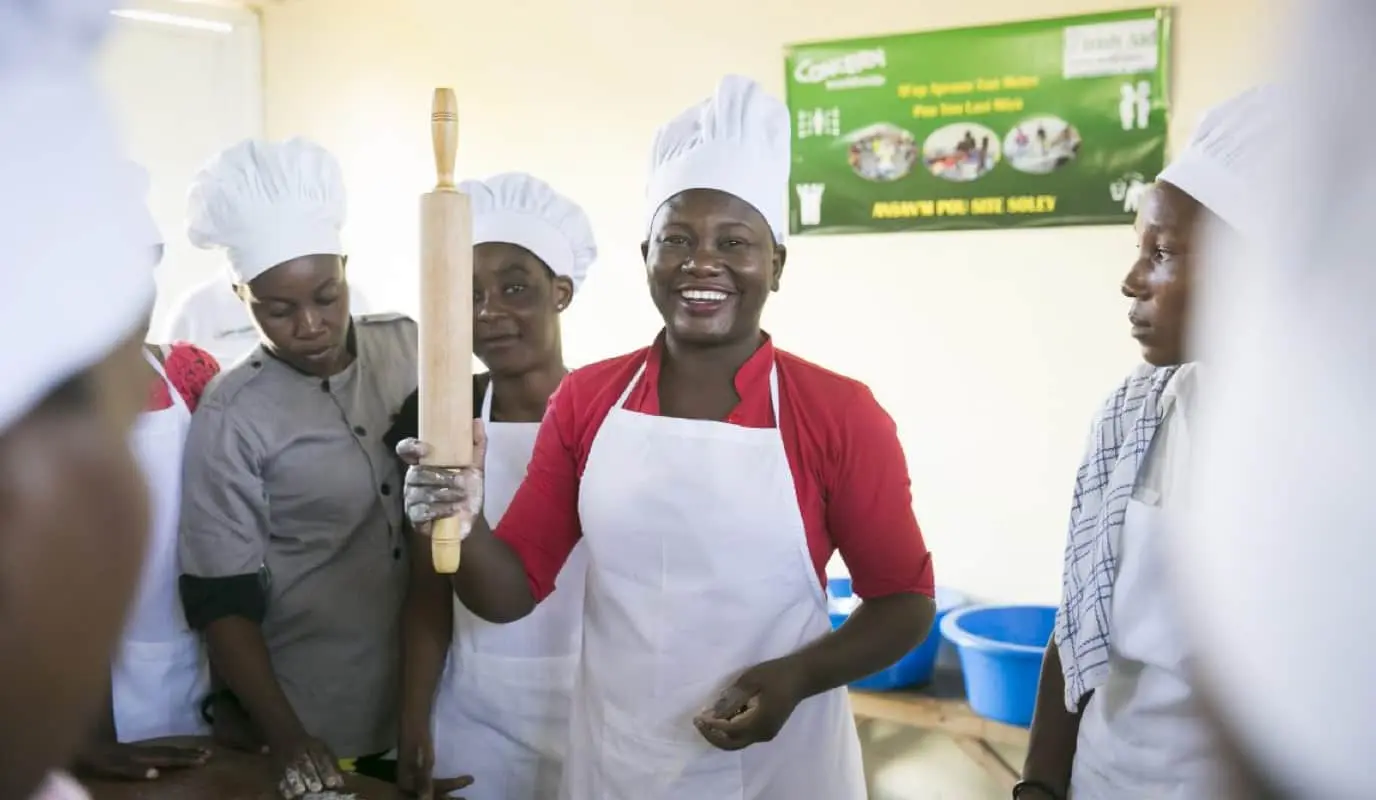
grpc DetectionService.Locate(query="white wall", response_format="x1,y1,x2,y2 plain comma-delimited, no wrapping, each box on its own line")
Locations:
98,0,262,337
257,0,1265,605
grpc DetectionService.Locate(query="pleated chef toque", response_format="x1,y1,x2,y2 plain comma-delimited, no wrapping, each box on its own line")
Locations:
187,137,347,283
460,172,598,293
644,75,791,241
1157,86,1280,238
0,0,157,432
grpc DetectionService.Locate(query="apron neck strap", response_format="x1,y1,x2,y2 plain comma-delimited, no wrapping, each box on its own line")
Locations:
614,361,648,409
143,344,165,369
143,345,167,377
617,354,781,425
143,346,188,414
767,363,780,424
481,378,494,423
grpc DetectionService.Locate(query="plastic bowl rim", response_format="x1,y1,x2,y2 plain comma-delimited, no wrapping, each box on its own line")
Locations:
939,603,1056,657
933,585,970,614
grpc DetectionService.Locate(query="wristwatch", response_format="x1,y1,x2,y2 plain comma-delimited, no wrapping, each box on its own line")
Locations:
1011,779,1063,800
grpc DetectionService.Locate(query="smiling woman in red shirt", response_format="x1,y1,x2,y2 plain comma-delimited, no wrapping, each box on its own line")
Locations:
399,74,935,800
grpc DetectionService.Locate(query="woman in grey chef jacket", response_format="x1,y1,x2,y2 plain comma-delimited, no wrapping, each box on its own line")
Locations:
176,138,417,798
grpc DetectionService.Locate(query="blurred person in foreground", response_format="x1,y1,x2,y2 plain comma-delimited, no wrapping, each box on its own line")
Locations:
1018,86,1274,800
1167,0,1376,797
72,165,218,783
0,0,164,796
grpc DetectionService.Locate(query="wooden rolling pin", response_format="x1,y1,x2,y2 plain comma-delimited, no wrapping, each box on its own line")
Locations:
418,87,473,574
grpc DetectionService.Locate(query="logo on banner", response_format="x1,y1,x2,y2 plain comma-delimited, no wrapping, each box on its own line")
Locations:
1110,172,1149,213
796,107,842,139
796,184,826,226
792,48,887,90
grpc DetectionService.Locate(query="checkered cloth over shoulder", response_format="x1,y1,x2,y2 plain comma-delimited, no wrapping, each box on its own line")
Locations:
1054,363,1180,710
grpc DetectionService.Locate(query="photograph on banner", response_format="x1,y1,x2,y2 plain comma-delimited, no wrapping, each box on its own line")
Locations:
785,7,1170,235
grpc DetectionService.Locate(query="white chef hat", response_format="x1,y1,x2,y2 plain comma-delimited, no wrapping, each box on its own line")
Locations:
645,75,791,242
459,172,598,293
0,0,157,433
1156,86,1280,237
186,137,347,283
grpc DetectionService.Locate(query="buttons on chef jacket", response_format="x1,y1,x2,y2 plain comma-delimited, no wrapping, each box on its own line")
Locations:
380,482,392,496
353,425,367,437
319,379,330,393
392,547,402,560
251,360,262,369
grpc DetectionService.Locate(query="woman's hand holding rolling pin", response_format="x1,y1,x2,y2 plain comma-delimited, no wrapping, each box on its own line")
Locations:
397,421,486,536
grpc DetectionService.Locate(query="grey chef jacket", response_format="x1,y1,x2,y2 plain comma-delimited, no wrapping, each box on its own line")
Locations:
178,312,416,757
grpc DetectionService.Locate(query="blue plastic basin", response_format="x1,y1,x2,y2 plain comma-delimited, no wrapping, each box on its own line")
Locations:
827,580,970,691
940,604,1055,727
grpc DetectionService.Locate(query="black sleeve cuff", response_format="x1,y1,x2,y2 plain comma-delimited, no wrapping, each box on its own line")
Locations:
384,389,420,453
383,375,489,454
180,573,267,630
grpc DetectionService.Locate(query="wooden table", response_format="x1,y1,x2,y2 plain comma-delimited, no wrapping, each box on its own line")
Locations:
849,667,1029,791
82,737,402,800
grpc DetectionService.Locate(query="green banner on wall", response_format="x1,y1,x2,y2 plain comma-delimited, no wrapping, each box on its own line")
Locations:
784,8,1171,235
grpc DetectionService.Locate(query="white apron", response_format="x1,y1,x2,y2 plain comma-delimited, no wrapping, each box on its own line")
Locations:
111,349,211,743
560,359,866,800
431,382,588,799
1070,497,1219,799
